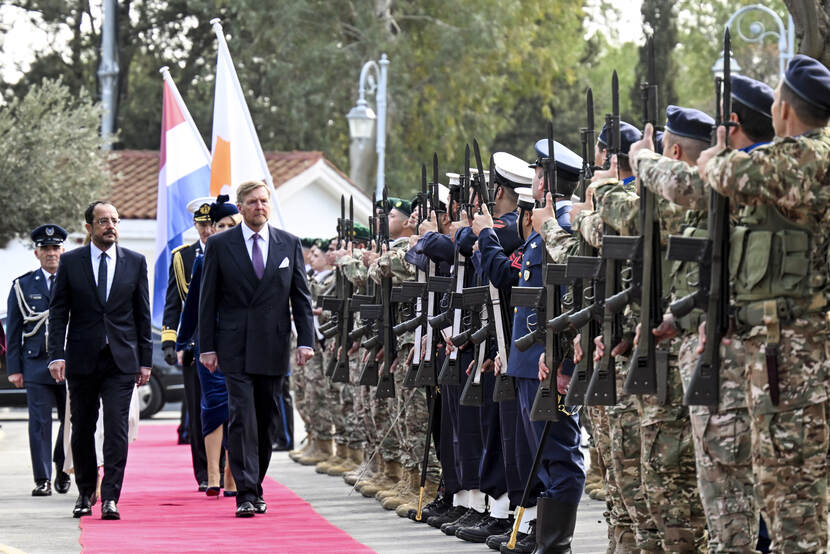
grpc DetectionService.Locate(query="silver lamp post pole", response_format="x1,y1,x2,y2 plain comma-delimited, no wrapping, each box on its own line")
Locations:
98,0,120,150
347,54,389,200
723,4,795,79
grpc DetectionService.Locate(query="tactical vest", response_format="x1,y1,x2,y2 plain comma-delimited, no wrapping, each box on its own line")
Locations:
730,204,826,326
670,210,707,332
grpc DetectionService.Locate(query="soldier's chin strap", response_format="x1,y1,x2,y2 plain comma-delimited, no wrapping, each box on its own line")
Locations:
13,278,50,348
518,207,530,243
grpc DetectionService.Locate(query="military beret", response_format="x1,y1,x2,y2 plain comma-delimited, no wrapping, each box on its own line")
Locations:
312,238,331,251
597,120,643,157
664,105,714,143
377,197,412,217
209,194,239,223
531,140,583,181
186,196,214,223
352,222,372,242
31,224,67,246
730,74,774,118
493,152,534,187
300,238,317,248
783,54,830,111
654,131,665,155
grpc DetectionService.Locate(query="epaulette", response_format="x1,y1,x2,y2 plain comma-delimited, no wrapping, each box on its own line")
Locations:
171,247,191,301
171,242,193,255
14,270,34,281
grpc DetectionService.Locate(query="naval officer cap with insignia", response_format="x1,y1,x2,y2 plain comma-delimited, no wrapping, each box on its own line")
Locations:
530,139,583,200
493,151,534,195
31,224,68,247
185,196,216,247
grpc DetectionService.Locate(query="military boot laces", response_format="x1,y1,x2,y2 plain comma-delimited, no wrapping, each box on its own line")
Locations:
441,507,487,536
455,514,514,543
409,491,451,522
427,504,467,529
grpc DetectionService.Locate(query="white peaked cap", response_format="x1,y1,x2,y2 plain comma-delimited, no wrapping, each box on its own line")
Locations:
493,152,534,185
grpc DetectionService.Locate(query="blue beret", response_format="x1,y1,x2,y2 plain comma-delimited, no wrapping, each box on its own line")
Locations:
597,120,643,156
654,131,665,155
665,105,714,143
783,54,830,111
31,224,67,246
209,194,239,223
531,139,583,181
731,74,774,117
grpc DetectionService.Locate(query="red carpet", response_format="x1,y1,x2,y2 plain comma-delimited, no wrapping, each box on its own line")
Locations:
79,425,373,553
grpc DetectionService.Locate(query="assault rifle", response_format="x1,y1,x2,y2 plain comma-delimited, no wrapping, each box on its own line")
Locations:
564,88,599,406
666,29,734,406
375,187,397,399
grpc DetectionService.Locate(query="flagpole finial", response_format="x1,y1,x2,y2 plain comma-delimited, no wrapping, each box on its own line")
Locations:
159,66,170,75
210,17,222,27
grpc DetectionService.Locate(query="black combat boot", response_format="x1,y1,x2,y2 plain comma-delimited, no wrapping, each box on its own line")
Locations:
531,497,578,554
427,505,466,529
500,520,536,553
441,507,487,536
456,514,513,543
409,491,451,522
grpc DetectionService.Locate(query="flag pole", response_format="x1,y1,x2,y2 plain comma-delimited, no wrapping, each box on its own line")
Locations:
210,18,285,229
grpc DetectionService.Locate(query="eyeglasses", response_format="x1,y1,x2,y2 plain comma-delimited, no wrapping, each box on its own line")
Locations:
95,218,120,226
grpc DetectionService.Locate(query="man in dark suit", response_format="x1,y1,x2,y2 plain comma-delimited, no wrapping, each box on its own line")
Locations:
161,199,214,490
199,180,314,517
6,224,72,497
48,201,152,520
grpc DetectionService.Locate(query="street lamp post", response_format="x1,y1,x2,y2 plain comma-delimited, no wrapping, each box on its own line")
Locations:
721,4,795,79
347,54,389,201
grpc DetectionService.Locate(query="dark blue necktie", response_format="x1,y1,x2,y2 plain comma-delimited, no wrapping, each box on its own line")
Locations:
48,274,55,297
97,252,108,305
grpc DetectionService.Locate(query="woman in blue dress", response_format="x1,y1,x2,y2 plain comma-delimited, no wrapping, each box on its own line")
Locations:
177,195,241,496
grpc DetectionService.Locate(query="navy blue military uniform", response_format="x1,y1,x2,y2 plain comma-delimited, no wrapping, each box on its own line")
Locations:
6,224,70,493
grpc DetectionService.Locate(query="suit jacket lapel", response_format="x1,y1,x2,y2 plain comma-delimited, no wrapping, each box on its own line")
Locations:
79,246,103,309
251,226,282,303
227,225,259,290
106,245,127,307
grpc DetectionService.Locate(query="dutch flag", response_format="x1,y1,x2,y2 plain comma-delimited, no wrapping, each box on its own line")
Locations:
152,68,212,328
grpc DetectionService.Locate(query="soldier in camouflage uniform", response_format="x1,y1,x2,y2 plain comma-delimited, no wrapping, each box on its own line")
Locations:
700,56,830,553
631,76,779,552
291,242,338,466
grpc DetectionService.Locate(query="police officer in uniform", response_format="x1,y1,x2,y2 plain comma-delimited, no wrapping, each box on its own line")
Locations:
161,198,214,490
6,224,72,496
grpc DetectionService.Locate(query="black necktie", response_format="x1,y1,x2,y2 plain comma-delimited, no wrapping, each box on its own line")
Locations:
97,252,108,305
48,274,55,295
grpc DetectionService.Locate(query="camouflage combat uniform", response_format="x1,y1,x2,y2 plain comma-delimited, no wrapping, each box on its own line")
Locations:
635,149,759,552
543,218,639,551
303,269,339,442
574,178,706,552
705,128,830,553
368,239,440,481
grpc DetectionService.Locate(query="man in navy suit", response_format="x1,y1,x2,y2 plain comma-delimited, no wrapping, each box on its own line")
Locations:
6,224,72,497
48,201,152,520
198,180,315,517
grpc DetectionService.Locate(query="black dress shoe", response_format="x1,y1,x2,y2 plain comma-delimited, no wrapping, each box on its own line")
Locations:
73,495,93,518
54,471,71,494
198,481,208,492
456,515,513,543
486,528,526,551
101,500,120,520
254,497,267,514
236,501,256,518
32,480,52,496
499,520,536,553
441,508,486,536
223,490,238,497
408,493,451,522
427,505,466,529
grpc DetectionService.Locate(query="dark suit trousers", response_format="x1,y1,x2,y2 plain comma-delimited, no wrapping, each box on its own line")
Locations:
226,372,284,505
182,361,207,484
26,381,66,482
67,346,135,502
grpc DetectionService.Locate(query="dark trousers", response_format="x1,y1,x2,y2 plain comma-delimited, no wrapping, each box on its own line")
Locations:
182,362,207,485
225,372,284,505
478,372,507,499
26,381,66,482
440,383,460,495
271,376,294,450
498,395,529,506
67,346,135,502
516,377,585,505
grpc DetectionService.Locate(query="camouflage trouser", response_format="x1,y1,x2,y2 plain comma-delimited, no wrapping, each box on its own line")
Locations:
367,351,400,463
586,405,635,546
679,335,759,553
743,324,829,554
291,351,310,434
304,344,336,440
335,355,366,449
608,360,661,552
638,345,706,553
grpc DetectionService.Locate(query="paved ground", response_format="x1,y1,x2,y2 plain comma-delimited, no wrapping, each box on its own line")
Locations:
0,405,608,553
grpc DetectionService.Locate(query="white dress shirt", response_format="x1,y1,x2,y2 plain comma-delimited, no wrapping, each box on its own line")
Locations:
240,222,269,267
41,268,56,292
90,243,116,301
